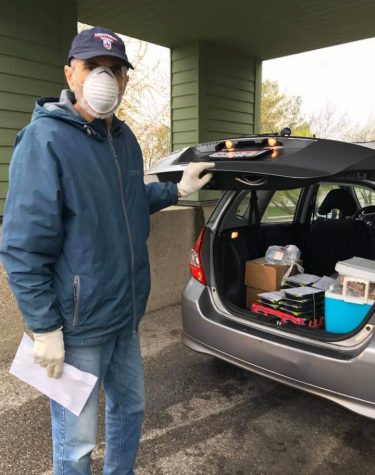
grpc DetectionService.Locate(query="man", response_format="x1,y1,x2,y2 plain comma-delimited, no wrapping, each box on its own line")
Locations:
1,27,214,474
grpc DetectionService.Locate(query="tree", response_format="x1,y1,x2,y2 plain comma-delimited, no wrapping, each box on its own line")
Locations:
116,39,171,169
308,101,351,140
308,101,375,142
261,80,312,137
343,115,375,143
355,187,375,206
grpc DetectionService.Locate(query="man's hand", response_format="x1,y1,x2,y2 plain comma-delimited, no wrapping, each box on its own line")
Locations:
33,328,65,379
177,162,215,198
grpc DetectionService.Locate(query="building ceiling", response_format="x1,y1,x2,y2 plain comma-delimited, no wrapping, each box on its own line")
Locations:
77,0,375,59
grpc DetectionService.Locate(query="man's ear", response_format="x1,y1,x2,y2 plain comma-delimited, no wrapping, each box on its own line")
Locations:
122,74,129,92
64,65,74,90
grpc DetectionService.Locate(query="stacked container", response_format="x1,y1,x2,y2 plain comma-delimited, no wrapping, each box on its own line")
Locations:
325,257,375,333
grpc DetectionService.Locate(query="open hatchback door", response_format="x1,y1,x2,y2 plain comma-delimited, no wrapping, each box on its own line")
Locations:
145,136,375,189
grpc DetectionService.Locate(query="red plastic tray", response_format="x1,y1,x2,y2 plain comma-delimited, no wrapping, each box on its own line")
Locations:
251,303,324,328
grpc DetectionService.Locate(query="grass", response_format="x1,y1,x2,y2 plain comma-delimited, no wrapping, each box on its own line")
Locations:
265,206,295,218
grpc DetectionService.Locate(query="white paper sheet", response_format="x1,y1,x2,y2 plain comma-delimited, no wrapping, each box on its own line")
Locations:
9,333,98,416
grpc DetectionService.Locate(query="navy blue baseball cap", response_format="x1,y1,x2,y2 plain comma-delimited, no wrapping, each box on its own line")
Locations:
68,27,134,70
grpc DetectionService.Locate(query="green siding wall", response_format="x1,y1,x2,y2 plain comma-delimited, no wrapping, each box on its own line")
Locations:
171,44,199,150
0,1,77,215
171,41,257,151
200,43,256,142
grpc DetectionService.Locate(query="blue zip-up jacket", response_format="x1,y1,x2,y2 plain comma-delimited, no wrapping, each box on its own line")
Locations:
1,91,178,346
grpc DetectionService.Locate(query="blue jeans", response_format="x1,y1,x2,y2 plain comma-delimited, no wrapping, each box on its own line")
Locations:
50,331,145,475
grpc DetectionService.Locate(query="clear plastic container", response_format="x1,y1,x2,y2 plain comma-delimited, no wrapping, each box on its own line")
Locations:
265,245,301,266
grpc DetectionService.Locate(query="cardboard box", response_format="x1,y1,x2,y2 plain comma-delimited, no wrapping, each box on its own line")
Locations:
245,257,301,292
246,287,263,308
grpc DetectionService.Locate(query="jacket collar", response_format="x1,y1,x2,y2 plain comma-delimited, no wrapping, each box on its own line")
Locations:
33,93,125,141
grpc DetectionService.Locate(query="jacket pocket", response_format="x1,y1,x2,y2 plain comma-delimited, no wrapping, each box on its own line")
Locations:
73,274,81,327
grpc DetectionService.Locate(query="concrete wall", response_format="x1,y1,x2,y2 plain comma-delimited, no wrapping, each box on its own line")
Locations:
146,205,211,312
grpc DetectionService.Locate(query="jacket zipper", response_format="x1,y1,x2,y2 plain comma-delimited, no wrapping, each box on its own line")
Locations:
106,129,137,334
73,274,81,327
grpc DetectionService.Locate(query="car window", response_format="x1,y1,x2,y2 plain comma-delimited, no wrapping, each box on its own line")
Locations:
261,189,302,223
353,186,375,207
235,192,251,218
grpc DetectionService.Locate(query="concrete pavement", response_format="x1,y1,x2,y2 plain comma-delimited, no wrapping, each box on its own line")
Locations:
2,304,375,474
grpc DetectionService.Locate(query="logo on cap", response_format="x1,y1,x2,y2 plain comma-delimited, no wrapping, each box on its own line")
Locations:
94,32,118,51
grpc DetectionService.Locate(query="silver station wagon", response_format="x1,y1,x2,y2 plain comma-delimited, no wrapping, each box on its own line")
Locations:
147,134,375,418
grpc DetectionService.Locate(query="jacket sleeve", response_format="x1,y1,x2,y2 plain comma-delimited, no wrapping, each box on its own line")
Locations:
144,181,179,215
0,126,64,333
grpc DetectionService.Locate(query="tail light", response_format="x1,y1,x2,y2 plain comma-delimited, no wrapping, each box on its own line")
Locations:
190,226,207,285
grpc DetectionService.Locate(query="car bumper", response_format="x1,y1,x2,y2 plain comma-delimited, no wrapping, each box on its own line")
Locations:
182,279,375,419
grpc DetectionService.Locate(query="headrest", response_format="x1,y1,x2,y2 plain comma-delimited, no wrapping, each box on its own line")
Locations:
318,188,357,217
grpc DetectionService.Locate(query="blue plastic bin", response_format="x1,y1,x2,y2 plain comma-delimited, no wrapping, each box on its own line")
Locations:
325,291,373,333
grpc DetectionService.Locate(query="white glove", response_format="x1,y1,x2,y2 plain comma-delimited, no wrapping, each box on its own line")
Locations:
33,328,65,379
177,162,215,197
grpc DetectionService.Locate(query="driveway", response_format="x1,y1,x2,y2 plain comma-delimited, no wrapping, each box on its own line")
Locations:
1,303,375,474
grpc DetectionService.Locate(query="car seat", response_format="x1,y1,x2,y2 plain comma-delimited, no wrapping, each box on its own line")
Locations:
307,189,375,275
317,188,357,218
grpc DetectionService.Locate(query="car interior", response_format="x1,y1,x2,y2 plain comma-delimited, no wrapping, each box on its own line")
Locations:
213,180,375,341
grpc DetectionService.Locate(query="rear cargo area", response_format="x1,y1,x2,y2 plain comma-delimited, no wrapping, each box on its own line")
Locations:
214,221,375,340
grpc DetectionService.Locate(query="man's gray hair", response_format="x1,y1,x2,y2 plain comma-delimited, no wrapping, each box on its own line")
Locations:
70,58,78,69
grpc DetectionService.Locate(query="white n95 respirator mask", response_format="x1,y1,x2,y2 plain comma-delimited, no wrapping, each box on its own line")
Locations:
81,66,121,116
